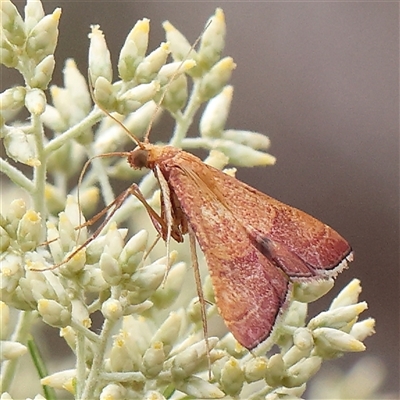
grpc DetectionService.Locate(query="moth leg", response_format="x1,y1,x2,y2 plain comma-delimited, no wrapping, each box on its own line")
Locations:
155,165,174,280
189,229,212,379
32,186,134,271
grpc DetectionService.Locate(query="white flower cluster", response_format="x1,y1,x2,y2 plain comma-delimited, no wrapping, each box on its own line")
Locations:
0,1,377,399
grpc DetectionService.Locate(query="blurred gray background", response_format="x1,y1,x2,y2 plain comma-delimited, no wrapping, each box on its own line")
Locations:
3,1,399,396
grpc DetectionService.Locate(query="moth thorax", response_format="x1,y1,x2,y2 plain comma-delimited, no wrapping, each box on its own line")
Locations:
128,148,149,170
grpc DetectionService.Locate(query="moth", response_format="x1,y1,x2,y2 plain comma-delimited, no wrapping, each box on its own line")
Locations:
118,141,354,350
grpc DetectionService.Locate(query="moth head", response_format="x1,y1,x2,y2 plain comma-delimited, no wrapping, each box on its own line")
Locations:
128,147,149,170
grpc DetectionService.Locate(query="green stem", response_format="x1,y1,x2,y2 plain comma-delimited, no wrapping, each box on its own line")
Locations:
80,317,116,400
0,157,35,193
27,337,57,400
0,311,36,392
170,80,202,147
44,108,103,156
75,331,87,399
31,113,47,234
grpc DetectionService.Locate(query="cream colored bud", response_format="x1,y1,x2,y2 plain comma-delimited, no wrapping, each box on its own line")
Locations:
157,60,196,86
102,298,123,321
41,369,76,392
151,311,182,355
243,356,268,383
163,21,195,62
64,59,91,113
117,81,160,114
294,279,335,303
199,57,236,101
141,341,165,378
0,86,25,111
198,8,226,70
175,376,225,399
29,55,55,89
220,357,244,396
1,0,25,46
308,302,368,330
118,18,150,81
3,126,40,166
100,253,122,286
172,338,218,379
100,383,127,400
16,209,42,251
24,0,45,32
283,356,322,387
200,86,233,137
38,299,71,327
25,8,61,62
25,88,46,118
119,230,148,273
135,43,170,83
222,129,271,150
88,25,113,85
0,341,27,360
212,139,276,167
350,318,376,341
330,278,362,309
265,353,285,387
313,327,366,353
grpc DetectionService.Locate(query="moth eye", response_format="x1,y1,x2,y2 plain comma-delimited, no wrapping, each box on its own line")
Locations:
129,148,149,169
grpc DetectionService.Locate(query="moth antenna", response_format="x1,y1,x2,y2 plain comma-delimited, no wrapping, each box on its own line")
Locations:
189,230,212,379
143,19,213,143
88,71,144,149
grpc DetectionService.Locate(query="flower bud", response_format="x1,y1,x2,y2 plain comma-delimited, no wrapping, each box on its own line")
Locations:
293,279,334,303
141,341,165,378
29,55,55,89
212,139,276,167
265,353,285,387
243,356,268,383
163,21,195,62
41,369,76,393
172,338,218,379
330,278,362,309
198,8,226,70
16,209,42,251
0,86,25,111
175,376,224,399
1,0,25,46
88,25,112,85
161,73,188,112
220,357,244,396
135,42,170,83
37,299,71,327
24,0,45,32
117,81,160,115
200,86,232,137
118,18,150,81
100,253,122,286
3,126,40,166
25,8,61,63
222,129,271,150
313,327,366,355
199,57,236,101
283,356,322,387
100,383,127,400
0,341,27,360
308,302,368,331
102,298,123,321
350,318,376,341
157,60,196,86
